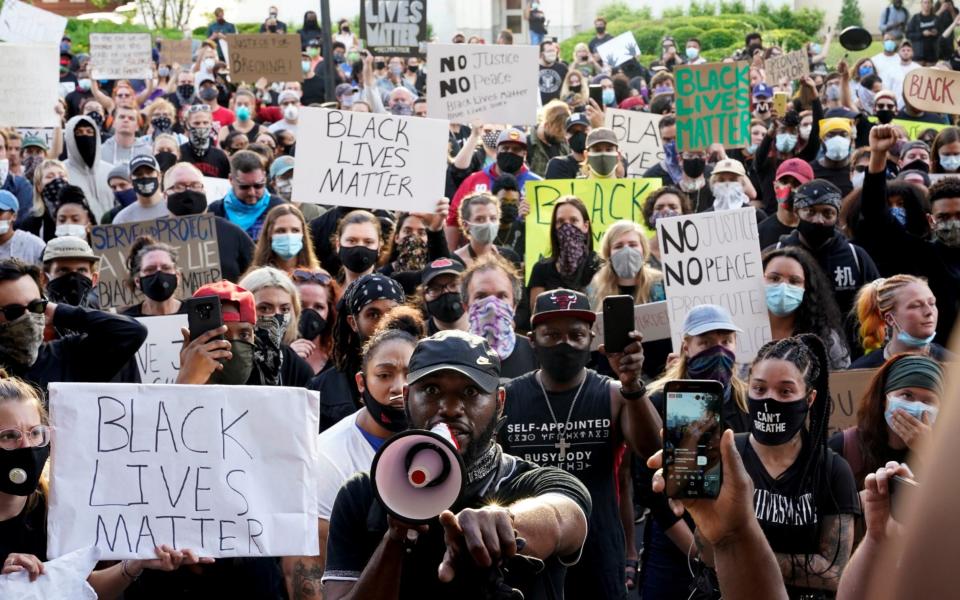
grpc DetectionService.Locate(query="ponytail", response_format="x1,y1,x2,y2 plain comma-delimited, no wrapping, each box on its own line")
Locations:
855,279,885,353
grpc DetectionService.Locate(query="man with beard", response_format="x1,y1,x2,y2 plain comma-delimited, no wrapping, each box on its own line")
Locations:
499,289,661,599
323,330,592,600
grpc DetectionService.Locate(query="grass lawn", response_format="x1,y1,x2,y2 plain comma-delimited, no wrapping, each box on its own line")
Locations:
825,40,882,67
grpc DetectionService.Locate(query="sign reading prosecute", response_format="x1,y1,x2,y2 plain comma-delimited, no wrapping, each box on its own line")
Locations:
675,61,751,151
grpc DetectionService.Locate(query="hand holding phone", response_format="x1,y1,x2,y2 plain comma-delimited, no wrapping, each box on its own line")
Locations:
589,84,604,110
663,380,724,499
184,295,224,342
602,295,634,354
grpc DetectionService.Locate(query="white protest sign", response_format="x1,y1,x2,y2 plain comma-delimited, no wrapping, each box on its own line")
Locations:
135,315,188,384
90,33,153,80
0,43,60,127
15,127,55,151
605,108,663,177
0,546,99,599
203,176,232,203
597,31,641,68
0,0,67,45
47,383,321,559
292,107,447,212
426,43,540,126
591,301,671,350
657,208,771,361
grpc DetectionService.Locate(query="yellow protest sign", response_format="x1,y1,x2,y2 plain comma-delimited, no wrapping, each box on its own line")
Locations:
523,178,661,281
866,117,947,140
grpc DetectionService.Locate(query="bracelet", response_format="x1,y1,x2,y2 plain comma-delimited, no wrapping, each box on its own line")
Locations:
121,559,141,581
620,382,646,400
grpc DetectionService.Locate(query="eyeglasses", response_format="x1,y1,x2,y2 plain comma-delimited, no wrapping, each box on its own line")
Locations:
169,182,205,193
425,281,459,298
0,298,47,322
236,181,266,191
0,425,51,451
187,104,212,114
292,270,332,285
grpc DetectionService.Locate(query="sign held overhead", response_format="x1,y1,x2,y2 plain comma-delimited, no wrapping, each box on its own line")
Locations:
225,34,303,83
675,61,751,151
360,0,427,57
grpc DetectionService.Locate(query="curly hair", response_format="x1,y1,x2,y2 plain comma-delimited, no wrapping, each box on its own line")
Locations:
642,186,693,229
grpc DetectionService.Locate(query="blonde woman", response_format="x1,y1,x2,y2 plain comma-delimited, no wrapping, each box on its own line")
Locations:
587,220,664,310
250,204,320,275
571,42,601,77
561,69,589,108
25,159,70,240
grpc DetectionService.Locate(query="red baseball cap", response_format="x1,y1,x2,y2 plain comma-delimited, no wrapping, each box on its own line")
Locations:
619,96,645,111
775,158,814,185
193,280,256,324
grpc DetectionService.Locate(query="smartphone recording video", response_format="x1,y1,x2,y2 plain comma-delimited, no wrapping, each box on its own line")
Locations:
663,380,724,499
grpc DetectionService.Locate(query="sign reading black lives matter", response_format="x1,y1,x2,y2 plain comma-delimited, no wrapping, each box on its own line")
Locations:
426,43,540,126
292,107,448,212
360,0,427,57
46,383,321,559
90,214,221,310
657,208,771,361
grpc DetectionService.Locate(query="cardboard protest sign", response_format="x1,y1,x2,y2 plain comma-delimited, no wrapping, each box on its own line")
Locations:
0,546,99,599
159,38,193,66
605,108,663,177
90,214,221,310
292,107,447,212
225,34,302,83
0,0,67,45
524,178,661,281
591,301,671,350
426,43,540,126
657,208,771,361
827,368,877,438
46,383,321,559
675,61,751,151
360,0,427,57
135,315,188,384
90,33,153,80
764,50,810,85
0,43,60,127
902,67,960,116
596,31,640,68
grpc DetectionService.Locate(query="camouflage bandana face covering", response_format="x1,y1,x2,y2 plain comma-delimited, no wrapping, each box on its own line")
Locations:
0,313,45,367
395,235,429,272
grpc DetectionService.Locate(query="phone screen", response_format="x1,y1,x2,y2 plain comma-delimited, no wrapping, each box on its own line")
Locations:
664,386,722,498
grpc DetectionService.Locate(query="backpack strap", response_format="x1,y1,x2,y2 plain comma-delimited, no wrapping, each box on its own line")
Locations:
848,243,862,278
842,426,864,482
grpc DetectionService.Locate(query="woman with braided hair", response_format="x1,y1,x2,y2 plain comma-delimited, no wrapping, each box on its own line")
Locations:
734,334,860,599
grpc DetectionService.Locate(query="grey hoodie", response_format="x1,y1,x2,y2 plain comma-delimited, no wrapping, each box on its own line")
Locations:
63,115,115,220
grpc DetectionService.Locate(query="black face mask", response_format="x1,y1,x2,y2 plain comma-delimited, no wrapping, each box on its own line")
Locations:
596,25,606,34
0,445,49,496
682,157,706,178
74,134,98,168
797,218,836,248
362,387,407,432
534,342,591,384
876,109,895,124
901,159,929,173
139,271,178,302
426,292,465,323
339,245,378,273
166,190,207,216
748,397,809,445
569,84,582,93
177,84,195,99
46,272,93,307
151,116,173,133
155,151,178,172
568,131,587,154
500,202,519,225
299,308,327,340
132,176,160,197
41,178,68,213
497,152,524,174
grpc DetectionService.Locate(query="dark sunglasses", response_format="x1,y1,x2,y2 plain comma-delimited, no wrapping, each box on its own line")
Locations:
875,103,897,110
854,165,868,173
237,181,266,191
1,298,48,322
292,270,332,285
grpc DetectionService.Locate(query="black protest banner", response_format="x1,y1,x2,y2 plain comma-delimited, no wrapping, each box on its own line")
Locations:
360,0,427,57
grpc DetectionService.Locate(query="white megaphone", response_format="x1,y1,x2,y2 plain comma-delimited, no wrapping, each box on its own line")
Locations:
371,423,466,523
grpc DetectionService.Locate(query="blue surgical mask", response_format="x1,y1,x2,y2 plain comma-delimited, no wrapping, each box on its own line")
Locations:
885,395,938,429
685,47,699,60
301,60,311,74
858,65,874,78
236,106,251,121
897,328,935,347
271,233,304,259
939,153,960,172
602,88,616,106
824,136,851,161
747,143,758,155
889,206,907,225
776,133,798,153
884,40,897,53
810,43,822,54
765,282,805,316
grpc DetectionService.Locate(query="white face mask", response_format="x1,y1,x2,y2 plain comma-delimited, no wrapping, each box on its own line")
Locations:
851,171,865,189
0,159,8,183
283,104,299,121
0,219,10,235
56,223,88,238
799,125,812,140
203,57,216,71
711,181,746,211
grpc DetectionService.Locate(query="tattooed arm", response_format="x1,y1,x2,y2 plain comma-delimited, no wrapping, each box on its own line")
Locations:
776,514,855,591
281,519,329,600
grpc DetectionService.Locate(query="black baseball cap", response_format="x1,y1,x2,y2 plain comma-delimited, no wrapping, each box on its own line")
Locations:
421,257,464,286
129,154,160,175
407,331,501,393
531,288,595,326
565,112,590,131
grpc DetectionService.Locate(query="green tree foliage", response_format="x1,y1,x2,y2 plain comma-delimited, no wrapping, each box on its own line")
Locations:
837,0,864,29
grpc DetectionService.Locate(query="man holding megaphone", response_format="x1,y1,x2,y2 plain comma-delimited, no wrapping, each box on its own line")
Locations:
322,330,592,600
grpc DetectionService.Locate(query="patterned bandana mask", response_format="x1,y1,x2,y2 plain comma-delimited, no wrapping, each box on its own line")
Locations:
468,295,517,360
395,235,429,272
555,222,588,276
0,312,46,367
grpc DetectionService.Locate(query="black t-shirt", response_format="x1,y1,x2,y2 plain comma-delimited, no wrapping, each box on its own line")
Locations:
528,10,547,34
502,334,539,380
501,370,624,598
588,34,614,54
528,253,600,295
544,154,581,180
0,493,47,565
538,62,568,104
810,160,853,198
178,144,231,178
758,213,796,249
324,456,592,600
827,429,908,491
850,343,952,368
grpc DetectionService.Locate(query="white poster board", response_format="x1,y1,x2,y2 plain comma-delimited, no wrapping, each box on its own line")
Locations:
657,208,771,361
605,108,663,177
596,31,641,68
0,546,99,599
591,301,671,350
90,33,153,80
47,383,321,559
0,43,60,127
426,43,540,126
203,176,232,203
292,107,447,212
14,127,56,151
135,315,188,384
0,0,67,45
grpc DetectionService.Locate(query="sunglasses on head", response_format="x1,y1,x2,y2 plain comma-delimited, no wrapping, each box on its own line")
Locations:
292,270,332,285
1,298,48,322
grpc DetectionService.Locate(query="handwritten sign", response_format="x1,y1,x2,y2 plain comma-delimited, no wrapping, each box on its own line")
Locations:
0,546,99,599
159,38,193,66
90,33,152,80
605,108,663,176
135,315,188,384
524,178,660,281
360,0,427,57
591,301,671,350
292,107,447,212
46,383,321,559
225,34,302,83
0,0,67,45
0,44,59,127
90,214,221,310
764,50,810,85
596,31,640,68
657,208,770,361
902,67,960,115
828,368,877,438
14,127,55,150
426,43,540,126
675,61,751,151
